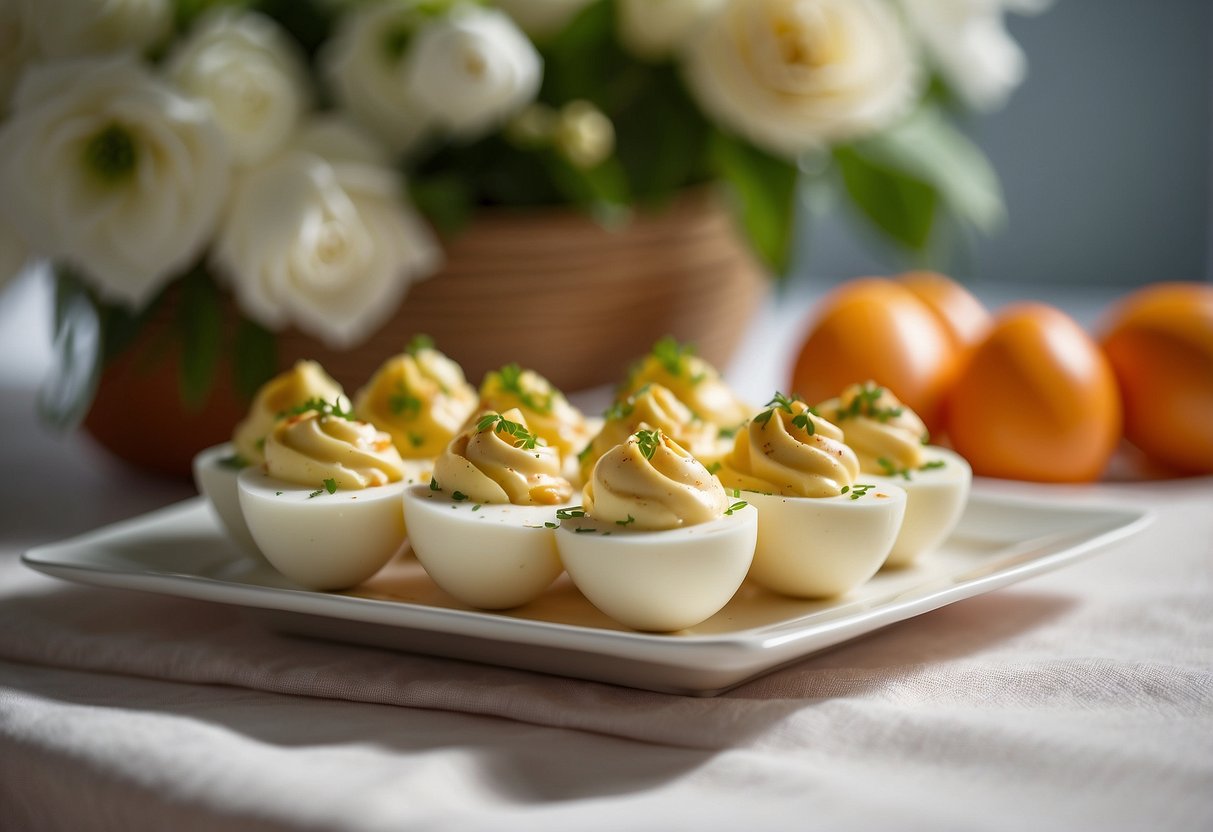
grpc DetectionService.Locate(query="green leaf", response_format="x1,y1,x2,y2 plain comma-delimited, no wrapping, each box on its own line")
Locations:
708,131,799,277
37,270,104,431
177,268,222,410
233,316,277,402
410,172,476,236
836,107,1005,251
833,144,939,252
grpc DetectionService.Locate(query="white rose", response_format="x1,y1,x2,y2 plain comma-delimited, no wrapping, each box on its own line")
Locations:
617,0,724,59
32,0,171,59
407,5,542,139
213,118,441,349
0,57,230,309
0,0,39,112
685,0,921,158
166,9,309,166
322,0,435,154
493,0,594,38
900,0,1050,111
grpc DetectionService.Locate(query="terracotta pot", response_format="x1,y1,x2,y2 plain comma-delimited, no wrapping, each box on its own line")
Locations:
85,189,767,476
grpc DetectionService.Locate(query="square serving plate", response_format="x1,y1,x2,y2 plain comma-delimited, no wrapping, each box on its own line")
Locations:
22,490,1150,696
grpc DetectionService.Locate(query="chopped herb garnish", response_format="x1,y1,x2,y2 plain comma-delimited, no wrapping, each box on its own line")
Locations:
634,429,661,460
574,526,597,534
492,363,554,414
429,477,440,491
307,488,324,499
544,521,558,529
323,478,338,494
408,433,426,448
577,443,595,464
651,336,696,377
477,412,540,449
725,500,748,515
835,384,904,423
920,459,946,471
255,438,266,452
388,382,421,418
405,333,435,355
732,488,741,498
275,491,283,496
556,506,586,520
717,425,738,440
602,398,634,422
217,454,249,470
284,397,355,421
841,483,876,500
706,461,722,475
616,514,635,527
451,490,469,502
472,504,482,511
790,410,817,435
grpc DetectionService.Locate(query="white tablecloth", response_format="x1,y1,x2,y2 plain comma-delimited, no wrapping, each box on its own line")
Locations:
1,282,1211,831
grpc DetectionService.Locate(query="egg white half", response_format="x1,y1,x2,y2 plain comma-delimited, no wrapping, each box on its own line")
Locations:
555,506,757,632
745,485,907,598
238,468,406,590
193,442,262,558
870,446,971,568
402,485,566,609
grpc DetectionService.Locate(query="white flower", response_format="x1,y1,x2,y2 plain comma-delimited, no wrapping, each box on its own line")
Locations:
0,214,29,290
322,0,436,154
617,0,725,59
32,0,171,60
0,0,39,112
406,5,542,139
493,0,594,38
900,0,1050,111
685,0,921,158
213,118,440,349
166,9,309,167
0,57,230,309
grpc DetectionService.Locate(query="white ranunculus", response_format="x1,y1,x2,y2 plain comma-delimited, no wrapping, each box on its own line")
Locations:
32,0,172,59
900,0,1049,111
406,5,542,138
0,214,29,290
493,0,594,38
213,118,440,349
322,0,435,154
0,57,230,309
166,9,309,166
685,0,921,158
0,0,39,112
617,0,725,59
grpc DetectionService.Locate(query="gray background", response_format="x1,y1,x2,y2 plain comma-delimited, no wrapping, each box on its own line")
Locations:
806,0,1213,287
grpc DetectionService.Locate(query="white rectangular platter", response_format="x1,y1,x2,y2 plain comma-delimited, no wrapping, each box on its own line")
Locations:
22,490,1150,696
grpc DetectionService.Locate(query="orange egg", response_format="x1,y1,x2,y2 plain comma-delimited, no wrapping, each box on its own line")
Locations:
1098,282,1213,474
790,277,954,432
896,270,992,353
945,303,1122,483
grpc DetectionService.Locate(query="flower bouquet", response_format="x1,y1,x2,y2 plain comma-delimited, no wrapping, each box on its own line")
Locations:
0,0,1043,440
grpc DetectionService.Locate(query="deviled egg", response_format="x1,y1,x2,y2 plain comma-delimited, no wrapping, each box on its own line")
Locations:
578,383,729,482
238,401,408,590
478,363,594,481
556,429,757,632
716,394,906,598
403,408,575,609
193,360,345,556
353,335,478,486
815,382,971,567
616,336,752,429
